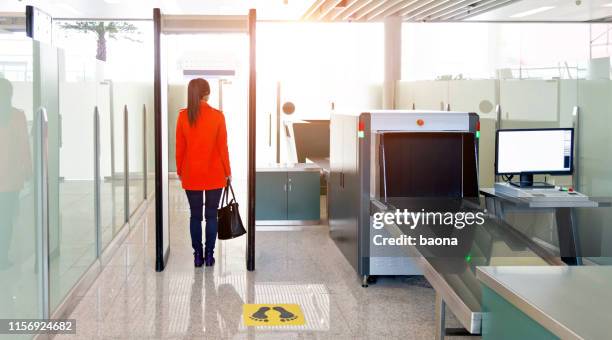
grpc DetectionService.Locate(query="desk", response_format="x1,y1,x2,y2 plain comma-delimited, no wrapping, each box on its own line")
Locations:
480,188,610,266
477,266,612,340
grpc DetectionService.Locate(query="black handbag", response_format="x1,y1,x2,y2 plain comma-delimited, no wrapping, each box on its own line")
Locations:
217,181,246,240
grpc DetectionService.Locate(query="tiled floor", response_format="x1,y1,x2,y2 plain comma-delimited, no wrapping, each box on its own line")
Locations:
57,181,472,339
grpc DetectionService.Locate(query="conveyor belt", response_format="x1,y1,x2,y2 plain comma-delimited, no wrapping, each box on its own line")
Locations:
371,198,551,334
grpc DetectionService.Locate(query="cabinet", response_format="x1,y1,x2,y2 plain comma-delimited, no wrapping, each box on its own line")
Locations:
255,172,287,220
256,167,320,224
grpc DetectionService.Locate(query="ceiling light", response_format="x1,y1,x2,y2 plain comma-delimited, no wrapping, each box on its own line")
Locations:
510,6,555,18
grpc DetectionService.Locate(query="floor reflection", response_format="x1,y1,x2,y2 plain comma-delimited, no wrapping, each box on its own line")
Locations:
56,179,474,339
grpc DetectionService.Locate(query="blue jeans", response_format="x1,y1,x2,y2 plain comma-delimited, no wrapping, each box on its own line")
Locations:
185,189,223,256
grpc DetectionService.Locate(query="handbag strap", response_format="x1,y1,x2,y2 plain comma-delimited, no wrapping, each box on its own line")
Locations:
227,181,237,201
221,179,236,205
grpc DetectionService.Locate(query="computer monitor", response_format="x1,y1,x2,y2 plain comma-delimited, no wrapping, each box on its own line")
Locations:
495,128,574,187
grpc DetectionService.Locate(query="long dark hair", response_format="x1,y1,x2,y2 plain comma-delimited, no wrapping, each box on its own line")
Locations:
187,78,210,126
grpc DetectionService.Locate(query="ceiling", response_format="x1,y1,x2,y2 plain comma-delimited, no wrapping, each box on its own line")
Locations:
0,0,313,20
302,0,522,22
468,0,612,21
1,0,612,22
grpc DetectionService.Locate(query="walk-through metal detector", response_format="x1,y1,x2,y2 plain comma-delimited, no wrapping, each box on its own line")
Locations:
153,9,257,272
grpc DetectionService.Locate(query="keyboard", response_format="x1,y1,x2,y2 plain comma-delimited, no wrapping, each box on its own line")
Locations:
494,183,589,202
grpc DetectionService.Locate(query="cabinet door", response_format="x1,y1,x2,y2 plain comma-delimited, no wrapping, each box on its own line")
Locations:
287,172,320,221
256,172,287,220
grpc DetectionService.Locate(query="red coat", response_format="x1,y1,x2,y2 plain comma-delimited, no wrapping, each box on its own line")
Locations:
175,102,231,190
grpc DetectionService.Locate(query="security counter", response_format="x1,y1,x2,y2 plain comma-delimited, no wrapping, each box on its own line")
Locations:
481,187,611,266
477,266,612,340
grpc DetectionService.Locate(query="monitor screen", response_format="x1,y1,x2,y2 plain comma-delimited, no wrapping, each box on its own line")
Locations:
496,128,574,175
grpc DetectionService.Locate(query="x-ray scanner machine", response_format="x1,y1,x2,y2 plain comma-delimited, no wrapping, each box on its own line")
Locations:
329,110,480,285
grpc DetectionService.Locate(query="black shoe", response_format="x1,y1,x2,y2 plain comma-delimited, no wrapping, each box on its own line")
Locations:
204,254,215,267
194,251,204,267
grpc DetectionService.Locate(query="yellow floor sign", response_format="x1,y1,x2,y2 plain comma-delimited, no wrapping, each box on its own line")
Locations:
243,304,305,326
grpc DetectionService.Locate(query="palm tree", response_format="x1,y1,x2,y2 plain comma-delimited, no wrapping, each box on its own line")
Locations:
59,21,141,61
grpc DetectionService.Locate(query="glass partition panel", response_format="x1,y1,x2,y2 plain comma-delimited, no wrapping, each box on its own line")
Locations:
577,76,612,263
0,18,155,325
54,19,153,231
112,95,126,225
147,101,155,198
111,81,153,217
0,34,42,337
97,78,117,251
127,100,145,216
48,44,97,311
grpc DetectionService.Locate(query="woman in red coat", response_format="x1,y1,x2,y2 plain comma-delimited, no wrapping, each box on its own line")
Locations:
176,78,231,267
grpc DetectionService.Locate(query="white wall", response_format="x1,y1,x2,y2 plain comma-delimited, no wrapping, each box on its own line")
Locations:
499,80,558,122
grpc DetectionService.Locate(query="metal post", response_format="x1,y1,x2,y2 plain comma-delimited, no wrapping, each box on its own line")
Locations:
34,107,50,319
143,104,147,199
380,137,388,202
268,113,272,147
247,9,257,271
572,106,580,190
104,80,116,179
153,8,165,272
94,107,102,257
124,105,129,222
495,104,502,182
495,104,502,131
276,81,281,164
435,294,446,340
